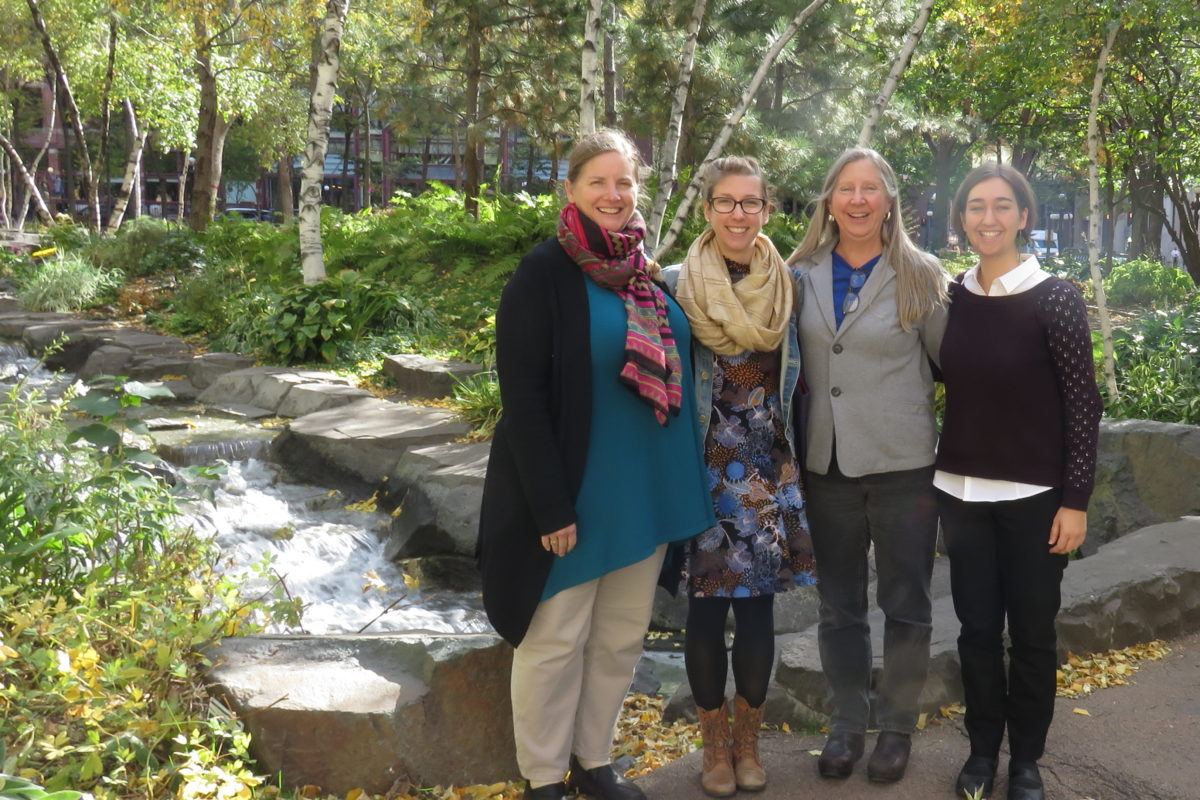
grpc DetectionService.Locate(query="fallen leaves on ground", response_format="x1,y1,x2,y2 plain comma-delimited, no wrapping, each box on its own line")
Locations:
1056,640,1171,698
614,693,702,778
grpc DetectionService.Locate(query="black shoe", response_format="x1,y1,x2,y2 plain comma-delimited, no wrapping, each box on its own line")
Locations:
567,755,646,800
867,731,911,783
955,755,998,798
524,782,568,800
1007,760,1044,800
817,731,865,779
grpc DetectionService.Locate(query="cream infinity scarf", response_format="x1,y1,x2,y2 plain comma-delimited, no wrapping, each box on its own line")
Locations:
675,228,793,356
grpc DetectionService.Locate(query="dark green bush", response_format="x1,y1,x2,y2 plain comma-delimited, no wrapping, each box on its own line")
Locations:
1104,257,1196,308
1104,297,1200,424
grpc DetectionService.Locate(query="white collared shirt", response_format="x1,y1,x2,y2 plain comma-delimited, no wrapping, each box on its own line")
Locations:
933,255,1056,503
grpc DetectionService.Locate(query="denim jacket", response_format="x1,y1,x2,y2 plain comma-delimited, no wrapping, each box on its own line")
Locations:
661,264,805,454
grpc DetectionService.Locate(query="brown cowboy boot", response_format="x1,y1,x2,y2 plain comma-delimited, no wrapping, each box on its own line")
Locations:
732,695,767,791
696,701,736,797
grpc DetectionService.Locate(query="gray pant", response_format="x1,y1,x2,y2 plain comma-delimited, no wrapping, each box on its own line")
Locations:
805,457,938,734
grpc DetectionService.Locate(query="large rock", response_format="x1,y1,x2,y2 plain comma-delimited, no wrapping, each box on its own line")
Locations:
275,382,374,418
1088,420,1200,554
383,354,484,399
386,442,490,558
79,344,136,379
775,517,1200,718
189,352,257,390
0,311,76,338
272,399,469,486
205,633,517,794
22,320,117,370
198,367,356,415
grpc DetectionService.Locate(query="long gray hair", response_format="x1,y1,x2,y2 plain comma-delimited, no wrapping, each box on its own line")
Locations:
788,147,946,330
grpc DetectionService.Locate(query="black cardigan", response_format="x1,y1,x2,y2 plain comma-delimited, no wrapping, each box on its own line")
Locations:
477,238,593,646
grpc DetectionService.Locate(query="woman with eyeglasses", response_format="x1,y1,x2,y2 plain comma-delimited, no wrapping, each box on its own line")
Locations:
938,164,1100,800
662,156,814,796
786,147,947,784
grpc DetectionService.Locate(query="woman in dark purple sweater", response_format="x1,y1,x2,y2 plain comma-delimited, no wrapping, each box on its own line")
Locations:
935,163,1102,800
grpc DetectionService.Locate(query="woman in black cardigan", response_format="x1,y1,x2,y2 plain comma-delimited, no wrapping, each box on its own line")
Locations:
478,129,712,800
936,163,1102,800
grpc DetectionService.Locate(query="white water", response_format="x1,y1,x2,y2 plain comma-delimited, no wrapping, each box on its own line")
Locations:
0,342,71,395
178,459,491,635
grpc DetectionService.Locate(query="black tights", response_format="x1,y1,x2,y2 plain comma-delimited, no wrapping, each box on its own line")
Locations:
685,594,775,711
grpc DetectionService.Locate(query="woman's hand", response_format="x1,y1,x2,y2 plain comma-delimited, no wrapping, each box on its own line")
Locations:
541,523,578,557
1048,507,1087,554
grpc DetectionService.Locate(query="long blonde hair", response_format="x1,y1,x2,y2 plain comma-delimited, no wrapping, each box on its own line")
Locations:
788,147,946,329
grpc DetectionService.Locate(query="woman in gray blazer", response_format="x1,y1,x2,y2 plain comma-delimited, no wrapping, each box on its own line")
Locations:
787,147,947,784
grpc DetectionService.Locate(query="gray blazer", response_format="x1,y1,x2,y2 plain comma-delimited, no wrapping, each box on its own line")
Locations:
796,250,948,478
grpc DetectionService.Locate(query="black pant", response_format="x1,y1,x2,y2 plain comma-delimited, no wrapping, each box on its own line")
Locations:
937,488,1067,762
685,594,775,711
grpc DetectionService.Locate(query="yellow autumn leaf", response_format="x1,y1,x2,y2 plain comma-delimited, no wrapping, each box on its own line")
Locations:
1072,708,1091,716
916,712,928,731
346,788,366,800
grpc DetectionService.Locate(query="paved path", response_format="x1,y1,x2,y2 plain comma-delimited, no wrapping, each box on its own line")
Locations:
639,631,1200,800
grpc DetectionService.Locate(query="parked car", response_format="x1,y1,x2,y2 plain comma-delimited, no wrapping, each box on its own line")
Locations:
1027,229,1059,258
219,206,273,222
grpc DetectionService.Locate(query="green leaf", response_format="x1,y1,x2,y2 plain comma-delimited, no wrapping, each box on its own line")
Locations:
66,423,122,449
69,393,121,417
320,341,338,362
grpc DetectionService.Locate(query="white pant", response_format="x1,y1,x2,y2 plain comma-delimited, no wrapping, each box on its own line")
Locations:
511,545,666,786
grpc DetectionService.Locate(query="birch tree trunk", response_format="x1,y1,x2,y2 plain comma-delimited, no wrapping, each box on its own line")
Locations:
656,0,829,259
106,100,147,234
27,0,100,230
0,131,54,226
0,153,9,229
579,0,603,135
857,0,936,147
99,17,117,212
463,5,483,216
15,80,56,230
645,0,707,253
603,0,617,127
177,153,189,222
1087,19,1120,399
300,0,351,284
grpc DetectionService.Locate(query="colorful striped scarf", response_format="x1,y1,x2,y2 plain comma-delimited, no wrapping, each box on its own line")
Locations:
557,203,683,426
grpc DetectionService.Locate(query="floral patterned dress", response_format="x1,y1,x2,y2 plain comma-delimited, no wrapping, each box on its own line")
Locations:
686,261,816,598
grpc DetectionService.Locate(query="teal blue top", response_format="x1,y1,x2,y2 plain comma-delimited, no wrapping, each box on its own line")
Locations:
541,279,716,599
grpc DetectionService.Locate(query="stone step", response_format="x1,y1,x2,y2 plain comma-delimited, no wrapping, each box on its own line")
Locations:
383,353,484,399
204,633,516,794
198,366,367,417
272,399,469,485
386,441,491,558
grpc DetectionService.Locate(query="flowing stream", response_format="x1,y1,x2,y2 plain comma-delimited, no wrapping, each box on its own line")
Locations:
0,341,490,636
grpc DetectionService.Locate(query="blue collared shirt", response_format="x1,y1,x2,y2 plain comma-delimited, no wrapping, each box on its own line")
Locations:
832,250,881,328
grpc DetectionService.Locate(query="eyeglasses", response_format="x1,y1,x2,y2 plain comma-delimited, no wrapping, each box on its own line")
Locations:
708,196,767,214
842,269,867,316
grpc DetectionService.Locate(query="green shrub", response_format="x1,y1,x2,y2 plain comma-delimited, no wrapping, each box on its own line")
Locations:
1104,257,1196,308
162,259,253,337
41,219,94,252
16,253,120,311
1104,297,1200,424
0,249,34,281
88,218,206,278
452,371,502,438
229,269,435,364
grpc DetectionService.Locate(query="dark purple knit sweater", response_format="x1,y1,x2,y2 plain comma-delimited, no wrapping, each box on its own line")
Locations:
936,276,1103,510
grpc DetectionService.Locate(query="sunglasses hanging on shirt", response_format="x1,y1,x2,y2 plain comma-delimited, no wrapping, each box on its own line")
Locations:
842,269,868,316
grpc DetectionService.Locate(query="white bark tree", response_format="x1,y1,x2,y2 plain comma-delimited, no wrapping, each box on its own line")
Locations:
0,131,53,226
579,0,603,135
14,78,56,231
857,0,937,147
300,0,351,284
1087,18,1121,399
645,0,708,254
106,101,148,234
656,0,830,260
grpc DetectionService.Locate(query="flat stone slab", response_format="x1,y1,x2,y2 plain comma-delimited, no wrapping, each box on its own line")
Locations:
207,403,275,421
0,311,77,338
275,382,374,418
189,352,257,390
386,442,491,558
198,367,356,416
383,353,484,399
204,633,517,794
272,399,469,485
775,517,1200,717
